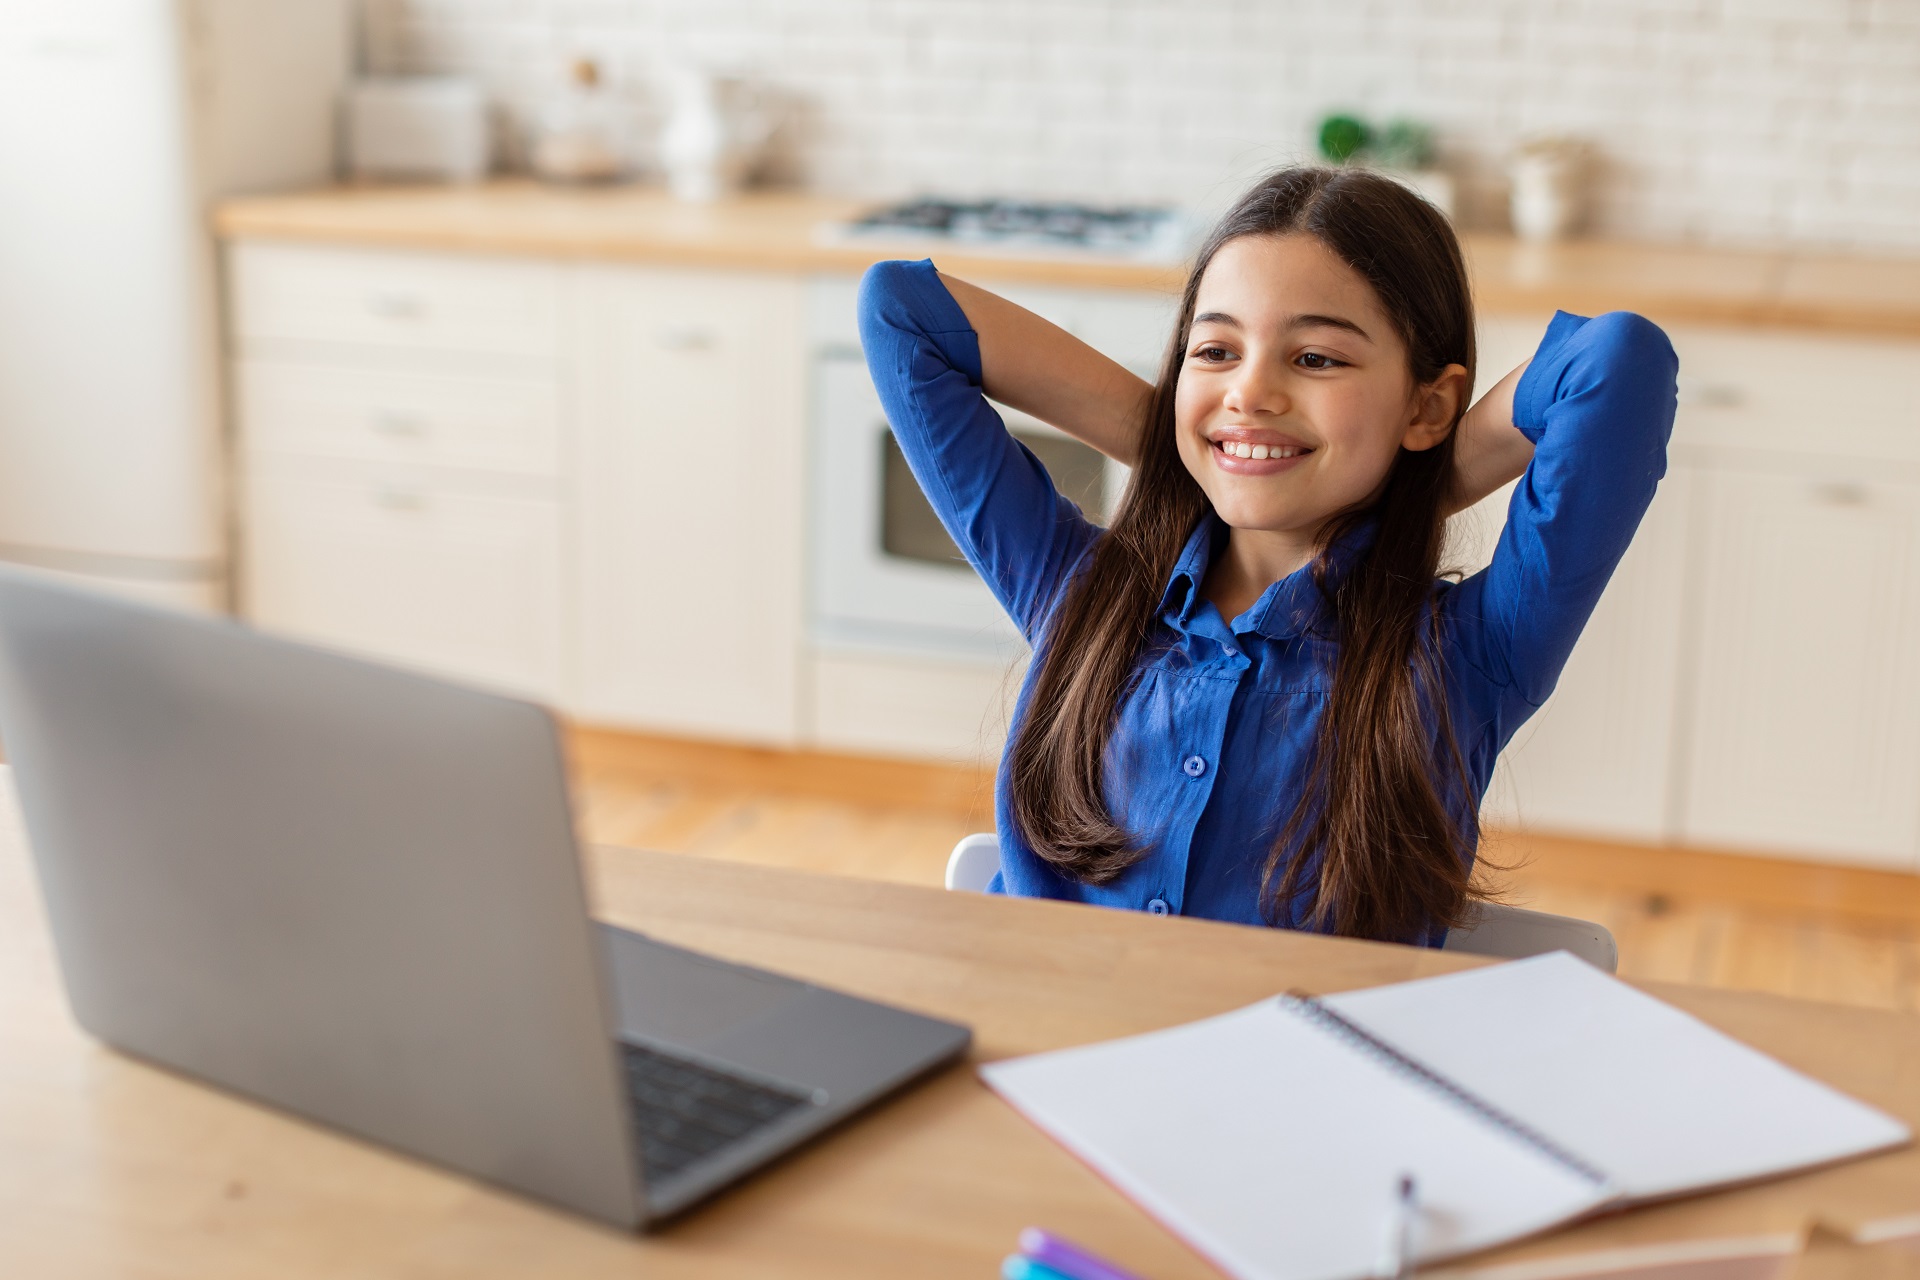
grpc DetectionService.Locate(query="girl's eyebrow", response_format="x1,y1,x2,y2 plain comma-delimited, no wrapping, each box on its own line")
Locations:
1291,312,1372,340
1191,310,1373,340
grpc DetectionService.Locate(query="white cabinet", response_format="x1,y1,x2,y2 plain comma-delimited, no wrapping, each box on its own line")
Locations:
1678,468,1920,866
571,267,807,744
1459,313,1920,869
230,244,567,701
244,458,564,699
1478,469,1695,843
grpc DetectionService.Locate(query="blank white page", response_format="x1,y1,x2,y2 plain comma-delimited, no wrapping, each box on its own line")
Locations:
981,1001,1609,1280
1323,952,1909,1201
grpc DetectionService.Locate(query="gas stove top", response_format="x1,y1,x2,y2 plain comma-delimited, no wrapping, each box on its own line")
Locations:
826,197,1194,263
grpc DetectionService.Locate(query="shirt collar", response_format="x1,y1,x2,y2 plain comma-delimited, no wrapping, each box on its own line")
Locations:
1156,513,1378,641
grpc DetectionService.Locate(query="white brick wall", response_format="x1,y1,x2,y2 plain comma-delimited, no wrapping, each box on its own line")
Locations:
369,0,1920,252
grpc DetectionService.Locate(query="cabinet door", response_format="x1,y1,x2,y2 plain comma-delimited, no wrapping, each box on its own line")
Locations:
243,461,564,702
1477,469,1694,842
573,267,806,744
1679,469,1920,867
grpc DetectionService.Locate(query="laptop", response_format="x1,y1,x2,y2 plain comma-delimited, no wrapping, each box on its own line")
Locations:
0,567,971,1228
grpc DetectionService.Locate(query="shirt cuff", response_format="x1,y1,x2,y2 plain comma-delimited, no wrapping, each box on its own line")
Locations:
896,258,985,384
1512,310,1590,444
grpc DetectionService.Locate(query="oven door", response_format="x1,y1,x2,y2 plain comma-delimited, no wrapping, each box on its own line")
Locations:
811,352,1119,660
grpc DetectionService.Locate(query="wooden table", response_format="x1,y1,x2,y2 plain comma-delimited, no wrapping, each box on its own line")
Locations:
4,786,1919,1280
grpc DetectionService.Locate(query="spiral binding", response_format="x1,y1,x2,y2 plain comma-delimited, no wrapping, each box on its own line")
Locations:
1279,991,1612,1189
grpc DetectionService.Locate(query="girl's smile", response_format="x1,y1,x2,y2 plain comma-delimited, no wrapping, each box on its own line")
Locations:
1206,427,1315,474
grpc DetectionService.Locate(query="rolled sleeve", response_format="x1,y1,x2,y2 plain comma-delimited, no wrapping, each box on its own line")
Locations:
856,260,1100,640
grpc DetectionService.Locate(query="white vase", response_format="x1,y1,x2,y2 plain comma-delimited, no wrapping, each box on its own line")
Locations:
660,70,769,203
1510,138,1590,242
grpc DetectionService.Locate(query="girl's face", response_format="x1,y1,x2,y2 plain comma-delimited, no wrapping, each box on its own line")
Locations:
1173,233,1465,544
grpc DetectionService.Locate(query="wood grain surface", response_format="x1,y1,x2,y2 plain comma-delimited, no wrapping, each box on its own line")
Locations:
5,763,1919,1280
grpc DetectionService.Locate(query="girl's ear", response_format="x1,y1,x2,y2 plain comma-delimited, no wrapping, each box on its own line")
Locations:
1400,364,1470,452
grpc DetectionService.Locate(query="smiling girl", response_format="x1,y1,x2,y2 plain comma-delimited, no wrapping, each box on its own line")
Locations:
858,167,1678,945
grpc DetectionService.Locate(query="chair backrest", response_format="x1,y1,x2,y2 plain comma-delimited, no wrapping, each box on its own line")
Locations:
945,833,1001,893
1444,901,1619,972
944,834,1618,972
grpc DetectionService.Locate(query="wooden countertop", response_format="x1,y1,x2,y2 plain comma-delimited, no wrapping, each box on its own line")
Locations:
7,770,1920,1280
213,180,1920,337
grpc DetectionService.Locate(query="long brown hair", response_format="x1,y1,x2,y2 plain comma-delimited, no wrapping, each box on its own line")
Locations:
1007,166,1485,943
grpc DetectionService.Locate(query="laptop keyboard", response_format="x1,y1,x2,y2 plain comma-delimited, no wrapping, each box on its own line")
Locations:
619,1041,815,1182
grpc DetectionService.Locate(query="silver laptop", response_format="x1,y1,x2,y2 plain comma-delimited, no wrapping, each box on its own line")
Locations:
0,567,970,1228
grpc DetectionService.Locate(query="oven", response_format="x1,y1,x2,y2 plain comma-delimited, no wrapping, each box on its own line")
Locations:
807,275,1173,663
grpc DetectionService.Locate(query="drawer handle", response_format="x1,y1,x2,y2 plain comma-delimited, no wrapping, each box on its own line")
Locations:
371,411,429,439
373,486,428,512
655,327,717,352
1676,378,1743,409
1811,481,1870,507
365,292,426,320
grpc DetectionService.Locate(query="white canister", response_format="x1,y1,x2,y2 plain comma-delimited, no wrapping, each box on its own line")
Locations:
1509,138,1591,242
660,70,772,203
345,77,492,183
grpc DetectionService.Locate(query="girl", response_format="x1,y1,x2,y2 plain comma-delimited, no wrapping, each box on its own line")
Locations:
858,167,1677,945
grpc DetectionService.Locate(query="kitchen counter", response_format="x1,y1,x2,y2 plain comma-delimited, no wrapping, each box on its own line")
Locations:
213,180,1920,335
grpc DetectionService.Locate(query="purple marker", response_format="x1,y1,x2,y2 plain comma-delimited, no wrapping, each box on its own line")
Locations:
1019,1227,1149,1280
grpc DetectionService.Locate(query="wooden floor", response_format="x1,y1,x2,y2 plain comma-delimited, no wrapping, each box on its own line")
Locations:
566,726,1920,1013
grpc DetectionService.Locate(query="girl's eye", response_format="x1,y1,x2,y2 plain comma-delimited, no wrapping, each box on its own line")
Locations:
1192,344,1234,363
1297,352,1346,370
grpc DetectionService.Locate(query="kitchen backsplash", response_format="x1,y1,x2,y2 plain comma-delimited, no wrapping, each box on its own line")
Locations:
368,0,1920,252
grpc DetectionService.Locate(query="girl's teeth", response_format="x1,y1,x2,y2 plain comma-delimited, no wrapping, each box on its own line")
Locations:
1219,440,1308,461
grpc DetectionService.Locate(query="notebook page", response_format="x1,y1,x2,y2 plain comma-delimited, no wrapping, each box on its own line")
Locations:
981,1001,1610,1280
1322,952,1910,1201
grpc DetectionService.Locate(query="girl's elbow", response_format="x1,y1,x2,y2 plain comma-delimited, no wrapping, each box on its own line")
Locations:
855,260,926,342
1589,311,1680,383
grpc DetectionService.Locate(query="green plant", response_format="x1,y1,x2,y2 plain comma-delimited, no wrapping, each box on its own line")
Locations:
1316,114,1433,170
1316,114,1372,164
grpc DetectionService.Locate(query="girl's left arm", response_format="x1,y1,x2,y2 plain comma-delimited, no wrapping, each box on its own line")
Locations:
1447,361,1535,515
1448,311,1681,720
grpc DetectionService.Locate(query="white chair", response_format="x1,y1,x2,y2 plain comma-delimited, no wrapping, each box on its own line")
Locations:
945,832,1003,893
943,833,1618,972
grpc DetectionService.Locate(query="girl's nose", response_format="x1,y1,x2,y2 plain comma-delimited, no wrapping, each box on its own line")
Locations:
1222,360,1291,418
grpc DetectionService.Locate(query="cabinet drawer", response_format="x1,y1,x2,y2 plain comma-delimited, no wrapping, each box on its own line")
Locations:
1666,326,1920,465
243,461,564,701
229,242,560,360
238,359,561,477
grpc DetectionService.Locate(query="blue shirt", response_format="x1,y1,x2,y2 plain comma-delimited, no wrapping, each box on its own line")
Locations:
858,258,1678,942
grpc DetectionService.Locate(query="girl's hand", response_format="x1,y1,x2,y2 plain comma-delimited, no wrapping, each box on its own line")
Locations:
1447,361,1534,515
938,272,1154,466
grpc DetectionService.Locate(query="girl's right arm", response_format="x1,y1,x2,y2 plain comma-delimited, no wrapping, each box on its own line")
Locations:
858,260,1103,639
936,272,1153,466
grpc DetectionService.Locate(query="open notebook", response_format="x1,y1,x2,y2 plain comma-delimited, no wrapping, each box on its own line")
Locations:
980,953,1909,1280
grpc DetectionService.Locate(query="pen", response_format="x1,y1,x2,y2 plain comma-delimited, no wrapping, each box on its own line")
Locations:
1002,1256,1082,1280
1017,1228,1148,1280
1380,1173,1418,1280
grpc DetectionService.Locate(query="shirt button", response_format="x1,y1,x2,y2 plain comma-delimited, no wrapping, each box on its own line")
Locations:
1224,646,1239,658
1182,755,1207,777
1147,898,1171,916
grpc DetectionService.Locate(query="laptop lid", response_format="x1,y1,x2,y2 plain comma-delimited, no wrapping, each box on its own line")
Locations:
0,568,646,1226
